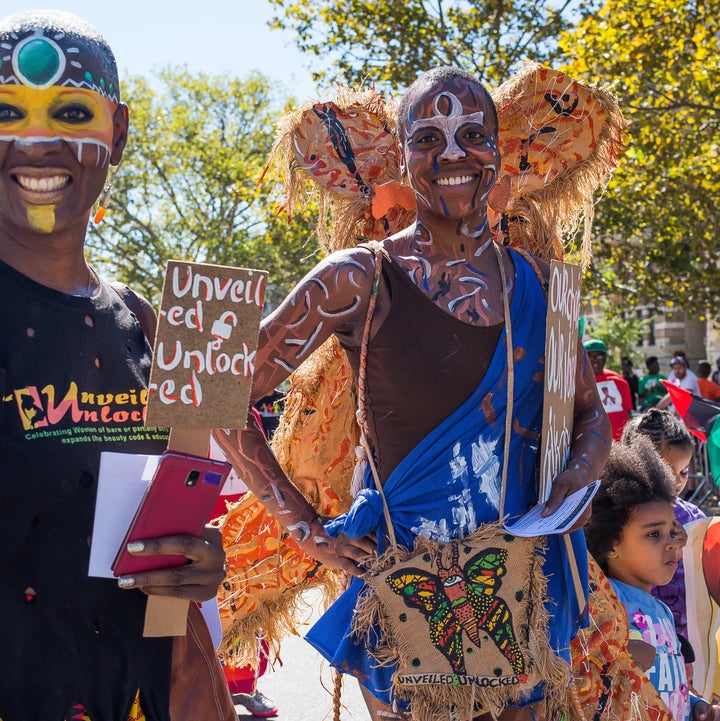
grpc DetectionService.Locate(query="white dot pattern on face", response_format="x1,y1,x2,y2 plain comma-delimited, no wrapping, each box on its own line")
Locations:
26,327,35,337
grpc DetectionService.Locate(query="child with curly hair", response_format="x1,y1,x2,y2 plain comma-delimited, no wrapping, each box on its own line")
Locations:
622,409,706,640
585,437,720,721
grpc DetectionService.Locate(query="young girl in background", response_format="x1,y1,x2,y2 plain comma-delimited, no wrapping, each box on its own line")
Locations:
622,409,706,639
584,437,720,721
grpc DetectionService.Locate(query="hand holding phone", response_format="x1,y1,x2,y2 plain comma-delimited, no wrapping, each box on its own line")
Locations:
112,451,231,577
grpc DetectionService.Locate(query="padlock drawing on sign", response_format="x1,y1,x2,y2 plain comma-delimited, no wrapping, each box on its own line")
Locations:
211,311,238,341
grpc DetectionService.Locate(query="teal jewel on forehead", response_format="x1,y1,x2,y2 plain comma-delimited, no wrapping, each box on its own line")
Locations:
12,33,66,88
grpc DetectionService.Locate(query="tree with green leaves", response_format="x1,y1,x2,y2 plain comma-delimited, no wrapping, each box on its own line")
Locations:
559,0,720,316
270,0,720,317
268,0,588,88
88,68,319,306
583,298,650,370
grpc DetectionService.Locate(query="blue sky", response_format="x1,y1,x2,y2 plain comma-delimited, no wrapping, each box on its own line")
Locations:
2,1,319,100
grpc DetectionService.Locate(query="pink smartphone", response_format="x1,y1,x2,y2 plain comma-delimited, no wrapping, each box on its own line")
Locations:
111,450,231,577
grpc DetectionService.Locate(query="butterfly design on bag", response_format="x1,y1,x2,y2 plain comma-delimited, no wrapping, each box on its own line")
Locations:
385,542,526,677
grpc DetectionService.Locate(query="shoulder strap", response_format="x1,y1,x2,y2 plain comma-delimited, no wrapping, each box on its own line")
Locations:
514,247,549,300
351,242,398,546
355,241,385,441
109,282,158,345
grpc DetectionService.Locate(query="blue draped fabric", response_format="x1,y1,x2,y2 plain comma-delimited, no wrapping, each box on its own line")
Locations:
306,250,588,706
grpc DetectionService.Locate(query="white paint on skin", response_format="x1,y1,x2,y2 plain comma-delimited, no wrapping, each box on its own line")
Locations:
11,135,112,165
287,291,313,328
284,320,324,359
273,357,294,373
447,278,489,313
317,296,361,317
289,279,330,311
409,184,431,210
287,521,311,542
481,298,503,318
463,217,488,239
405,255,432,279
413,227,433,246
271,483,286,507
472,237,494,257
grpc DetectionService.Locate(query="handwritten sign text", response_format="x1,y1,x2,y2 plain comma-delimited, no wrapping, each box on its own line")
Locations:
146,261,266,428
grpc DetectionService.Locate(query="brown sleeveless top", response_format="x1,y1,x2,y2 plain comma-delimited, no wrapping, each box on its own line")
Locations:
341,255,502,482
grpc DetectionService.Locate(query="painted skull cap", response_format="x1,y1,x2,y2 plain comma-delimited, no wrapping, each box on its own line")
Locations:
0,9,120,102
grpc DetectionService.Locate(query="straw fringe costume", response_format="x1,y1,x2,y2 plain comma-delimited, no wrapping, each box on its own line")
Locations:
213,64,664,721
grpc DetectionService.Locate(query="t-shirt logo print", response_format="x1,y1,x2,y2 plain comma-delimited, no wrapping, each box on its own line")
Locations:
385,542,526,677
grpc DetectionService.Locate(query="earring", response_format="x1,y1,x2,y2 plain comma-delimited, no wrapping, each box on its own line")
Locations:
93,165,120,224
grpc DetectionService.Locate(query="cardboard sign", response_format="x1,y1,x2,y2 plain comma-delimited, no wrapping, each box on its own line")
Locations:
539,261,581,502
146,261,266,429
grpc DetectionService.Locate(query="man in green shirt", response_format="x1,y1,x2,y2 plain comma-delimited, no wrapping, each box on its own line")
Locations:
639,356,667,409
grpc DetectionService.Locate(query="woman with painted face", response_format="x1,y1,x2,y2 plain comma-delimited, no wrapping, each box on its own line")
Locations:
215,67,611,721
0,10,230,721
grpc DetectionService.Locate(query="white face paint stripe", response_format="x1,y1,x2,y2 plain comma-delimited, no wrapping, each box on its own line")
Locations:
8,135,112,166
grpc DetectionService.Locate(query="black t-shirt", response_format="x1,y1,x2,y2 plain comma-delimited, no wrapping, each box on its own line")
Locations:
0,260,172,721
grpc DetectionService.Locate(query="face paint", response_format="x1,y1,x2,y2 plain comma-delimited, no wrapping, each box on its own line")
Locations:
0,85,116,161
0,25,121,234
26,204,55,232
408,92,486,163
402,78,499,222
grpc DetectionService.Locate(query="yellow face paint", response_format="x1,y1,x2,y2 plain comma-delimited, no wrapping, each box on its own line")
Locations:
0,85,117,161
26,205,56,233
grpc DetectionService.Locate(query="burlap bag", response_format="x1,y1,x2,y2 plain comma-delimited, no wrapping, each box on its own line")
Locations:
354,524,569,721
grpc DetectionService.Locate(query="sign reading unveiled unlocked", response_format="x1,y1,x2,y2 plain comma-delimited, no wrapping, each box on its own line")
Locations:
146,261,267,428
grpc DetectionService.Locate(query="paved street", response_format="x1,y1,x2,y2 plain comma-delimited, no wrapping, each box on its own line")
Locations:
239,589,370,721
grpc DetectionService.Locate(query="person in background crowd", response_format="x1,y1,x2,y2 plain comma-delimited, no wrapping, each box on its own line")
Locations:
639,356,668,410
658,356,701,412
697,361,720,401
585,339,632,440
668,351,699,387
584,437,720,721
622,409,706,684
621,356,640,411
711,357,720,386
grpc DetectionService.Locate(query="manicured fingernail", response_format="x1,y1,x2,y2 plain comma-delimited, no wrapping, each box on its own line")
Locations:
127,541,145,553
117,576,135,588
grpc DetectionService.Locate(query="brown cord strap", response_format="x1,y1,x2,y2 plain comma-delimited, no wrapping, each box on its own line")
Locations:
354,242,397,547
496,243,514,520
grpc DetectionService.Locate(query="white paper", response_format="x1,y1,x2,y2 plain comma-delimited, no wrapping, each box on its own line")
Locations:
88,451,161,578
503,479,600,537
209,435,248,497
